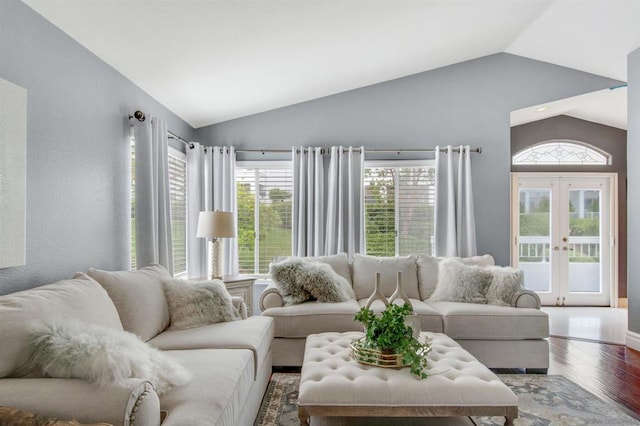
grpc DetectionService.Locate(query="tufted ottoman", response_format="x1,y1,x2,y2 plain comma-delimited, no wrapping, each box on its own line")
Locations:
298,332,518,426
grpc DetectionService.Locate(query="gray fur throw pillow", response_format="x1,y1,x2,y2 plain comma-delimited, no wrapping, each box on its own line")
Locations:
429,259,493,303
27,320,191,395
485,266,524,306
163,279,241,329
270,257,355,305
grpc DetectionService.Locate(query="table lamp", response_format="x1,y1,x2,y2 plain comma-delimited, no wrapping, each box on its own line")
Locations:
196,210,235,279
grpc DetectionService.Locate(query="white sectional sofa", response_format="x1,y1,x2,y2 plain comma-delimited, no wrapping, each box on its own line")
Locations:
260,253,549,373
0,265,274,426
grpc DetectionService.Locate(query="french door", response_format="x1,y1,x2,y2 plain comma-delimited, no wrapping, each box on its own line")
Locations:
511,173,617,306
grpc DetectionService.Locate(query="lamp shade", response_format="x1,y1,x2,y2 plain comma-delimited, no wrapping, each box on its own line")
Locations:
196,211,235,238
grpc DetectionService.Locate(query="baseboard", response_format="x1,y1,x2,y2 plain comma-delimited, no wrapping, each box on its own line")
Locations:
618,298,628,308
626,330,640,352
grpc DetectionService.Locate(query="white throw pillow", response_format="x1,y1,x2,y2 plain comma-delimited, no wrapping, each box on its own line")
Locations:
27,320,191,395
270,257,354,305
429,259,493,303
485,266,524,306
163,279,241,330
418,254,496,300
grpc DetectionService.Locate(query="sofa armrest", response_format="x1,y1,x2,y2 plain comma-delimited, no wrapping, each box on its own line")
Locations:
259,282,284,310
0,378,160,426
231,296,248,319
512,289,541,309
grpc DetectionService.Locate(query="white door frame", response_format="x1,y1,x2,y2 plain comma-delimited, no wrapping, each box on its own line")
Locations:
510,172,618,307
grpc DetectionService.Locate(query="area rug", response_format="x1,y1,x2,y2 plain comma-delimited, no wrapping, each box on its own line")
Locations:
254,373,640,426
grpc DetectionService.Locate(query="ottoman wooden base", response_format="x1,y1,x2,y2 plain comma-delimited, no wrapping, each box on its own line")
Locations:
298,332,518,426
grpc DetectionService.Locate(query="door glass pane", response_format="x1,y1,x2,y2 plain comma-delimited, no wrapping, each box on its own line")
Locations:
568,189,601,293
518,189,552,292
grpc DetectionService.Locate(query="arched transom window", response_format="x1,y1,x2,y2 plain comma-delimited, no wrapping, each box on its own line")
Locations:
512,140,611,165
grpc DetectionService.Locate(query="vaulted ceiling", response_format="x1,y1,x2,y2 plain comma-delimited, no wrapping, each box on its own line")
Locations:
23,0,640,128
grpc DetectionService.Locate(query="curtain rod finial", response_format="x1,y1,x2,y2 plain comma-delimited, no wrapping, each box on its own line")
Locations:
129,110,145,122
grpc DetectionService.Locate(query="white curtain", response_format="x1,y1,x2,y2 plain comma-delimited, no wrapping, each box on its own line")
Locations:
325,146,365,259
133,116,173,274
292,147,325,257
186,145,238,277
211,146,239,275
186,143,210,278
434,145,477,257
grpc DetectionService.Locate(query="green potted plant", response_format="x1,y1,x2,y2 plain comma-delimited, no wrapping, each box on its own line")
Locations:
353,303,431,379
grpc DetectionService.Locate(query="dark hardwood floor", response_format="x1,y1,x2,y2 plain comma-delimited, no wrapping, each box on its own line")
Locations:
547,336,640,421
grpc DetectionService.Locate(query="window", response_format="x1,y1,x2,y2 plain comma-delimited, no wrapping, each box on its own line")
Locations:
129,137,187,277
236,162,293,276
168,148,187,277
364,162,436,257
512,140,610,165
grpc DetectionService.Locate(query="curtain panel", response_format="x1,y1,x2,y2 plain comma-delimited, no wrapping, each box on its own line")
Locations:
325,146,365,259
186,145,238,277
132,116,174,274
186,143,209,278
211,146,239,276
292,146,365,260
434,145,477,257
292,146,325,257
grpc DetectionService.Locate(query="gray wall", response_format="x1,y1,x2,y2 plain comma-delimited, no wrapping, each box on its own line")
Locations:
197,53,621,266
0,0,196,295
628,47,640,334
511,115,628,298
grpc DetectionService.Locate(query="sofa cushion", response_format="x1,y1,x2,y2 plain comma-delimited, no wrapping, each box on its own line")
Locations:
88,265,171,341
357,299,444,333
148,316,274,378
163,279,241,329
351,254,419,300
416,255,440,300
27,320,190,395
429,259,493,303
485,266,524,306
417,254,496,300
0,273,123,378
428,301,549,340
262,300,362,338
161,349,254,426
450,254,495,266
310,253,352,286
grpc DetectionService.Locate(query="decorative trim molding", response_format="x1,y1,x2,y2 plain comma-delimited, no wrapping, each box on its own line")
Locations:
626,330,640,352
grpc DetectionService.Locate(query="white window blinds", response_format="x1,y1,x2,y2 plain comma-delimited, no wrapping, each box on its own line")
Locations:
168,149,187,276
236,164,293,275
364,163,436,257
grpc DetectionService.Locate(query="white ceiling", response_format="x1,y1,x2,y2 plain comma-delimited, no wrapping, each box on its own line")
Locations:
22,0,640,129
511,87,628,130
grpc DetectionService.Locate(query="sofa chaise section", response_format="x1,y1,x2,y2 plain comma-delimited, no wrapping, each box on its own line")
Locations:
0,266,274,426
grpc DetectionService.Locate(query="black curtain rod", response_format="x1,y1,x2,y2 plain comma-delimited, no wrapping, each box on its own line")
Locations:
235,147,482,154
129,111,482,155
168,132,194,149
